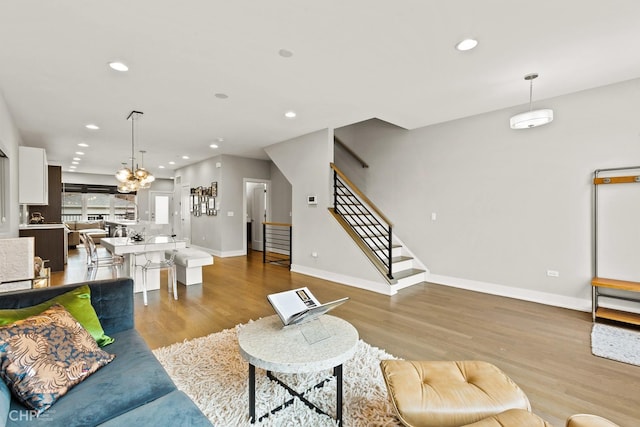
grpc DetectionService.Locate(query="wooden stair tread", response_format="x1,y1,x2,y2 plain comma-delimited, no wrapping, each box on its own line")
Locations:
592,277,640,292
392,256,413,263
393,268,425,280
595,307,640,326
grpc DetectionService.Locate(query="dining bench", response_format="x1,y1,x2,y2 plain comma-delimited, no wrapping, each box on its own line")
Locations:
168,248,214,285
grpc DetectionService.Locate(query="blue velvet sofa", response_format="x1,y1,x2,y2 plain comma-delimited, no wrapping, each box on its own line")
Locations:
0,278,212,427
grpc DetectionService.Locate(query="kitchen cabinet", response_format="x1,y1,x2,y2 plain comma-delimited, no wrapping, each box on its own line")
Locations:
19,146,48,205
19,224,66,272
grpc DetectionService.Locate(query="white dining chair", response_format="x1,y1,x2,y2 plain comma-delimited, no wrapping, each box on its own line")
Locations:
136,235,178,306
81,233,125,280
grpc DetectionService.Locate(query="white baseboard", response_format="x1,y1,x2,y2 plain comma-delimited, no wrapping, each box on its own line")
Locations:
291,264,395,295
216,249,246,258
427,273,591,312
185,245,245,258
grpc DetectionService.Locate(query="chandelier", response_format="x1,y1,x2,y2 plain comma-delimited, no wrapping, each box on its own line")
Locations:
510,73,554,129
116,111,155,193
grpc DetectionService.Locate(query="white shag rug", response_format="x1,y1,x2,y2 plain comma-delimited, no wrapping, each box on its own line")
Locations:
591,323,640,366
153,322,403,426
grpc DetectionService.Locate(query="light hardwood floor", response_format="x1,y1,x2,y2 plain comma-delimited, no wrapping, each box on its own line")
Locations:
52,247,639,426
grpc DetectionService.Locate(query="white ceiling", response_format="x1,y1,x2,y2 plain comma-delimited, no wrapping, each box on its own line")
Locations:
1,1,640,179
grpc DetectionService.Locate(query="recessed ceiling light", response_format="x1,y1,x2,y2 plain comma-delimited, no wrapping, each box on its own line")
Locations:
109,61,129,72
73,157,81,161
214,93,229,99
71,161,79,165
75,151,85,155
158,165,165,169
169,161,176,165
69,166,77,169
284,111,297,119
279,49,294,58
182,155,190,160
85,124,100,130
210,144,219,149
78,142,89,147
455,38,478,51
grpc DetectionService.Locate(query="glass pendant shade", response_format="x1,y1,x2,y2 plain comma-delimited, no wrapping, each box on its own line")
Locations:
510,109,554,129
116,166,133,183
134,167,150,181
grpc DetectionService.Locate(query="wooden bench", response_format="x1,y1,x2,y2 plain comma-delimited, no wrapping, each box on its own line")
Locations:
167,248,214,286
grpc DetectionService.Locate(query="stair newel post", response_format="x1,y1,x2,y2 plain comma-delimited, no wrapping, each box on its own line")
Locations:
288,224,292,271
263,222,266,264
387,225,393,279
333,169,339,214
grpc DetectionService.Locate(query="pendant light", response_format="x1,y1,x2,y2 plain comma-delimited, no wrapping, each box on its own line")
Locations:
510,73,554,129
116,111,154,193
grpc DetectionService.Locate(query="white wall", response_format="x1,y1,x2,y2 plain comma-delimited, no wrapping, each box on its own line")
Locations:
269,163,292,224
0,91,22,237
335,77,640,310
175,155,272,256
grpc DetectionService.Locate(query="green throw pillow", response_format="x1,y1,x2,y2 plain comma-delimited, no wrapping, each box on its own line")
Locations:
0,285,114,347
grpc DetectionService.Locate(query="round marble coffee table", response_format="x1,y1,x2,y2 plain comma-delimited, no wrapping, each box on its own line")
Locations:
238,315,358,426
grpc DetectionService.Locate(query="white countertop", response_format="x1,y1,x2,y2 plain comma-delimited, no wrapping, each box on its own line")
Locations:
19,223,65,230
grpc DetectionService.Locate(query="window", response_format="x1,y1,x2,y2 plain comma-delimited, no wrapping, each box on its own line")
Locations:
62,184,136,221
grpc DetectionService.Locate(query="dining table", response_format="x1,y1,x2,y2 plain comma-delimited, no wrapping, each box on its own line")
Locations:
100,236,187,294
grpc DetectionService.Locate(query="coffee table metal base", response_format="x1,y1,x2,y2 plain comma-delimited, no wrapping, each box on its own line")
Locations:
248,363,344,426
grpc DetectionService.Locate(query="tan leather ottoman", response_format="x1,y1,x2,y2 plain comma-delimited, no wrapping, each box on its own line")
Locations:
461,409,552,426
380,360,531,427
566,414,620,427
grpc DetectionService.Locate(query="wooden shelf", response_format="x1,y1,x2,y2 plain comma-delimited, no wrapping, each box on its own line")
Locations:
592,277,640,292
595,307,640,326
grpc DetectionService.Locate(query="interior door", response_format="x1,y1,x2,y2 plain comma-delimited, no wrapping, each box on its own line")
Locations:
179,184,191,245
149,191,173,235
252,186,266,251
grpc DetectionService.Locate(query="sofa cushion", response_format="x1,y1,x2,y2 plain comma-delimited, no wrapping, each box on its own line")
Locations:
0,378,10,427
0,279,135,337
98,390,212,427
73,222,104,231
0,305,115,415
0,285,114,347
6,328,176,426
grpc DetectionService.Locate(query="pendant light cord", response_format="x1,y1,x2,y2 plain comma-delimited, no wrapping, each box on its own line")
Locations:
131,113,135,171
528,78,533,112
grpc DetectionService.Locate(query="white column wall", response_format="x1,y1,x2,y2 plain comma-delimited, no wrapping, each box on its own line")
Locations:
265,129,387,294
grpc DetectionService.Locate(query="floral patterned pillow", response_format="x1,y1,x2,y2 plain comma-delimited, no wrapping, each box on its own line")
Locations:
0,304,115,414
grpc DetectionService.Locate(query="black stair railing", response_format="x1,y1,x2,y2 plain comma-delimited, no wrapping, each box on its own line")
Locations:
330,163,394,279
262,222,292,269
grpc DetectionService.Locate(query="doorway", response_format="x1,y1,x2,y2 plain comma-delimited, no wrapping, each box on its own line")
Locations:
149,191,173,235
175,183,191,245
243,179,271,254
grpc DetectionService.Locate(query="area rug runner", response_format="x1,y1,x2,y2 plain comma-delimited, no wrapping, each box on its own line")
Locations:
153,322,403,426
591,322,640,367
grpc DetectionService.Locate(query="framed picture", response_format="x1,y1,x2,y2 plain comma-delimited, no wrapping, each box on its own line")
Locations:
207,197,216,215
211,182,218,197
201,195,208,214
192,195,202,216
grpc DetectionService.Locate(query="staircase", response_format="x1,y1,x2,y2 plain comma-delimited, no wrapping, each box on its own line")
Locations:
330,163,425,291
